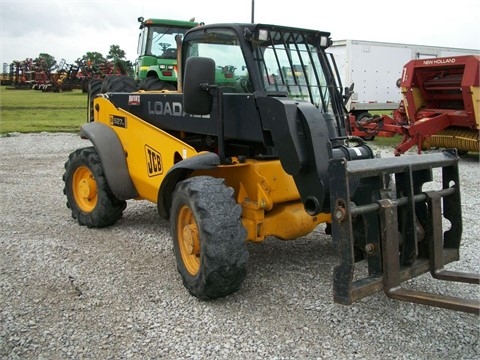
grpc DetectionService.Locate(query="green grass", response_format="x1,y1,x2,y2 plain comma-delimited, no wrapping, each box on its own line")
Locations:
0,87,87,134
371,135,402,147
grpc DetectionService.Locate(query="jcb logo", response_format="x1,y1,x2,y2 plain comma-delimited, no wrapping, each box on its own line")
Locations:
145,145,163,177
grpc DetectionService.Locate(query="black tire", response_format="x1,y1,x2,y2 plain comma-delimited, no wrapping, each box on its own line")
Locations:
138,76,176,91
63,147,126,228
355,111,376,141
100,75,138,93
170,176,248,299
87,79,102,122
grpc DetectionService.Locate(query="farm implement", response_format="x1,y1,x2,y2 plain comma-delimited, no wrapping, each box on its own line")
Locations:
350,55,480,155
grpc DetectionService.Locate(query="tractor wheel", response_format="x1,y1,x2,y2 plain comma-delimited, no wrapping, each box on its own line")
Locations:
355,112,376,141
100,75,138,93
138,76,176,91
63,147,126,228
87,79,102,122
170,176,248,299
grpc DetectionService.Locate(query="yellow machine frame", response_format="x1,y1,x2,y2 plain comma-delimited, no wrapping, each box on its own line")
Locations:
93,96,330,243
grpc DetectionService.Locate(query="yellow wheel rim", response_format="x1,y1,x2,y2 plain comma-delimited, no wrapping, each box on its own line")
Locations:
177,205,200,276
72,165,98,212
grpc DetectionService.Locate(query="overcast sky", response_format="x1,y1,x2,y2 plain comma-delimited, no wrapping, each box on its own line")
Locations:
1,0,479,66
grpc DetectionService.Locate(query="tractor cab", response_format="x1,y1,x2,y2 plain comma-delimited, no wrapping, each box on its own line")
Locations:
135,17,198,87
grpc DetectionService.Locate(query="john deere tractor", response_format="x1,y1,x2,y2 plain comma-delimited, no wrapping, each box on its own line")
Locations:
134,17,198,91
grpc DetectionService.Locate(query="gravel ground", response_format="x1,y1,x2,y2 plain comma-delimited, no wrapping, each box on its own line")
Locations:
0,132,479,359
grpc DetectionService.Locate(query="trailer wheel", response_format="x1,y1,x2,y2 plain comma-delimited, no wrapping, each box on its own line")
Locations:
171,176,248,299
356,112,376,141
63,147,126,228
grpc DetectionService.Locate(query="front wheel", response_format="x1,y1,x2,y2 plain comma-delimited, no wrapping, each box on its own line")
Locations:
171,176,248,299
63,147,126,228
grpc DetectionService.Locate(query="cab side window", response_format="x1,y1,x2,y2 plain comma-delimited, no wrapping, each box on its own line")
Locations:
185,29,252,93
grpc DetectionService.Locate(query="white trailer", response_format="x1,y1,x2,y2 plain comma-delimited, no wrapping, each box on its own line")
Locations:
329,39,480,120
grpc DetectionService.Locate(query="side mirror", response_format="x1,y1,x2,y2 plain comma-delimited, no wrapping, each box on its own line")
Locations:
183,57,215,115
343,83,354,104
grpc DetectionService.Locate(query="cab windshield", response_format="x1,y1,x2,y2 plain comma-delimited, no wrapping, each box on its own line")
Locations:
183,26,337,115
253,29,334,114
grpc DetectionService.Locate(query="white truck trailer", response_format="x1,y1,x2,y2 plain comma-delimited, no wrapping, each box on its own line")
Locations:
329,39,480,121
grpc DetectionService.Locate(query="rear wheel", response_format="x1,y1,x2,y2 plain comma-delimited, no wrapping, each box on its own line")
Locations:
63,147,126,228
87,79,102,122
139,76,176,91
170,176,248,299
100,75,138,93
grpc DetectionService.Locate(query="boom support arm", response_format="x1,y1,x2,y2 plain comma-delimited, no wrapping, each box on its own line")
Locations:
259,97,374,215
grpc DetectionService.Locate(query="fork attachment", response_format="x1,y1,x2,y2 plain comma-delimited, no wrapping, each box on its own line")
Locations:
329,149,479,314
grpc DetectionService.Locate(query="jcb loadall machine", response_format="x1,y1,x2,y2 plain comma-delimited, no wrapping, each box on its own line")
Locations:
64,23,479,314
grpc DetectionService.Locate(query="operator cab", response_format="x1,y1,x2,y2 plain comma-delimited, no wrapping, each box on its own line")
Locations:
182,23,348,137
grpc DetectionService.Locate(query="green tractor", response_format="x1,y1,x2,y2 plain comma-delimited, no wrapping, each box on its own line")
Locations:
134,17,198,90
